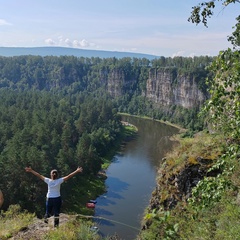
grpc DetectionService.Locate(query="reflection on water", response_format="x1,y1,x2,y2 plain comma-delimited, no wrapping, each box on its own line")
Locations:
94,116,179,239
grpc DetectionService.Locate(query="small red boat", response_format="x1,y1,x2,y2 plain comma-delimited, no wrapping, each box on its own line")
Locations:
86,202,95,208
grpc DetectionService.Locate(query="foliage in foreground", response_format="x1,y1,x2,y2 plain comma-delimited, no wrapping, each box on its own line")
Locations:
0,204,35,239
44,219,100,240
139,6,240,239
0,204,110,240
139,132,240,240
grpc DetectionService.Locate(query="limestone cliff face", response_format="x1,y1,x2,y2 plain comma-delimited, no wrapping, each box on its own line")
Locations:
99,68,137,98
107,69,125,97
100,67,207,109
145,68,207,109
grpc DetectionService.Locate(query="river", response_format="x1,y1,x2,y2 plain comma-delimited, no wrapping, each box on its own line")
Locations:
94,115,179,239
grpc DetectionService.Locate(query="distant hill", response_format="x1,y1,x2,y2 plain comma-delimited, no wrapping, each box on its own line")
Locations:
0,46,159,60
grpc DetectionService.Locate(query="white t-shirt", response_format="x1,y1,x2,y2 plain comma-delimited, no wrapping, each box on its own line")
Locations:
44,178,64,198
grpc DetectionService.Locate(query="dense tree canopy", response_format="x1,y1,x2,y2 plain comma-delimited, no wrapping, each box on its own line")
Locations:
0,54,213,131
0,89,121,213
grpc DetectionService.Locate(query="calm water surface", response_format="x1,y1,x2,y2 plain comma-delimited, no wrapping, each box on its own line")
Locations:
94,116,179,239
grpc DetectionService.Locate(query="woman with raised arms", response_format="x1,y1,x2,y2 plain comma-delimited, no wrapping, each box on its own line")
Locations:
25,166,83,227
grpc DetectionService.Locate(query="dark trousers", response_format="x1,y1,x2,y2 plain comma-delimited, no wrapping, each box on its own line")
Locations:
44,196,62,227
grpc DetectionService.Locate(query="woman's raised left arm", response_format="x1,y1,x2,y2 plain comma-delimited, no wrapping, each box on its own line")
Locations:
63,167,83,182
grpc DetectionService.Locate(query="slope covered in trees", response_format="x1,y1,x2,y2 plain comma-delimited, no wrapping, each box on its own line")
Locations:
0,89,122,215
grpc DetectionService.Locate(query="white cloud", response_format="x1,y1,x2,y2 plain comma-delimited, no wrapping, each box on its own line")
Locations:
45,37,94,49
73,40,80,47
0,19,12,26
45,38,56,45
65,38,72,47
79,39,90,47
72,39,90,48
58,36,64,46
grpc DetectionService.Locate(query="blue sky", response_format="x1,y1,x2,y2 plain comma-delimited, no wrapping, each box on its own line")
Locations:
0,0,239,57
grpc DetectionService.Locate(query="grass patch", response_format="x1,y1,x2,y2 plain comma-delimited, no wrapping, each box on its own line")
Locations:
163,131,224,176
0,205,106,240
45,219,100,240
0,205,35,239
176,191,240,240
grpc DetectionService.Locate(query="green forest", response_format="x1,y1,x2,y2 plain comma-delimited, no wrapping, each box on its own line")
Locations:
0,89,122,215
0,53,213,131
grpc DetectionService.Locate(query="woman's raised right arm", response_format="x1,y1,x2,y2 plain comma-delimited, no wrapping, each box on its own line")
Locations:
25,167,45,181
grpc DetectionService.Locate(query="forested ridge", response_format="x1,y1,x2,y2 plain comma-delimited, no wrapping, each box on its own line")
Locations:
0,55,212,92
0,54,212,131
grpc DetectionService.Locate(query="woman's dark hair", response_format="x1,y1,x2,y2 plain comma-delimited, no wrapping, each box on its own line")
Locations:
51,169,58,180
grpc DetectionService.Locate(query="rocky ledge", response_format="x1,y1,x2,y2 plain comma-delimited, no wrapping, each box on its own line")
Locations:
10,214,75,240
142,155,221,230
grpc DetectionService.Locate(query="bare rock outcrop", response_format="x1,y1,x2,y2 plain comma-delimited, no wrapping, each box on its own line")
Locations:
145,68,207,109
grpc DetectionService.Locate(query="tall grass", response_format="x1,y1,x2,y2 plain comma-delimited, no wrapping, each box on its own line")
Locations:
0,204,35,239
45,220,100,240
